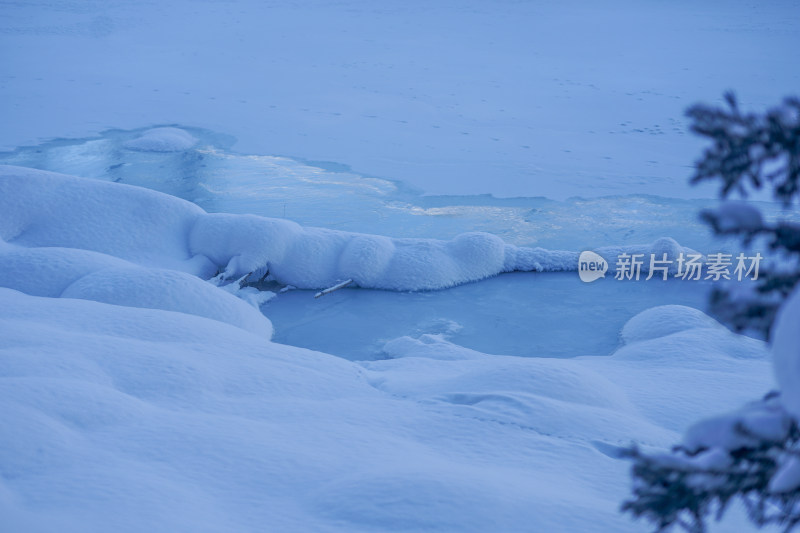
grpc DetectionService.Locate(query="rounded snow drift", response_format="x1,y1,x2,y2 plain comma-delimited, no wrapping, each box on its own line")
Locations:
621,305,722,345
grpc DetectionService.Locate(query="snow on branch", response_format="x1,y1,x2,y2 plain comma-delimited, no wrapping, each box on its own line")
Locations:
314,279,353,299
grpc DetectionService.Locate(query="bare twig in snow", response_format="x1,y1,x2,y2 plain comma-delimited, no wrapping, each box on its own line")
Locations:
314,279,353,299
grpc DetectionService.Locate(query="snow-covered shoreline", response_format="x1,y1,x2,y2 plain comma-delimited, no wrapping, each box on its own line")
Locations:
3,0,796,527
0,165,704,296
0,165,775,532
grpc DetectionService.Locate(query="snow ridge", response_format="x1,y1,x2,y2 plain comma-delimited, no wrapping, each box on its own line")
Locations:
0,165,697,294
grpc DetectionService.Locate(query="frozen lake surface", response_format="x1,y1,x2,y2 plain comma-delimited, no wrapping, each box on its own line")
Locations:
2,126,747,360
268,273,711,360
0,126,744,249
2,0,798,200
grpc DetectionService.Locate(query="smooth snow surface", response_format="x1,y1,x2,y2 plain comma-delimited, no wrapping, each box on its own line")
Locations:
5,127,797,255
621,305,725,345
0,128,719,249
0,245,272,340
1,147,745,359
0,166,777,531
3,1,796,530
2,0,799,199
0,165,707,292
0,290,773,533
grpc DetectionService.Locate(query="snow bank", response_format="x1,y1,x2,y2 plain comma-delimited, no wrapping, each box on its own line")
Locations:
61,266,273,339
0,288,773,533
0,165,699,293
382,333,489,361
0,166,210,275
377,308,772,438
1,164,772,531
613,305,767,369
190,214,513,290
123,127,198,152
0,245,273,339
620,305,724,344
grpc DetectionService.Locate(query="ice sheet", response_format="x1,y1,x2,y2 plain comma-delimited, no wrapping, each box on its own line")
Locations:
2,0,798,199
267,272,712,360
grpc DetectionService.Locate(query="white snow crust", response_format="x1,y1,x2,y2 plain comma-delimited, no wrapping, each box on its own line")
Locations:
0,165,700,293
0,166,775,532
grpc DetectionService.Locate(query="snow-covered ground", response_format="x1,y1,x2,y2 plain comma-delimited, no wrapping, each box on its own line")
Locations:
0,166,777,532
7,128,795,362
2,0,798,531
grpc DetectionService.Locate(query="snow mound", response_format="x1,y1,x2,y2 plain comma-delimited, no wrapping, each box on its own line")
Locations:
366,353,634,412
0,242,272,339
0,165,699,293
0,288,669,533
373,305,772,440
0,283,773,532
621,305,724,344
0,166,211,275
123,127,198,152
382,334,488,361
61,266,273,339
0,245,130,297
191,215,511,290
614,327,767,368
613,306,766,368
